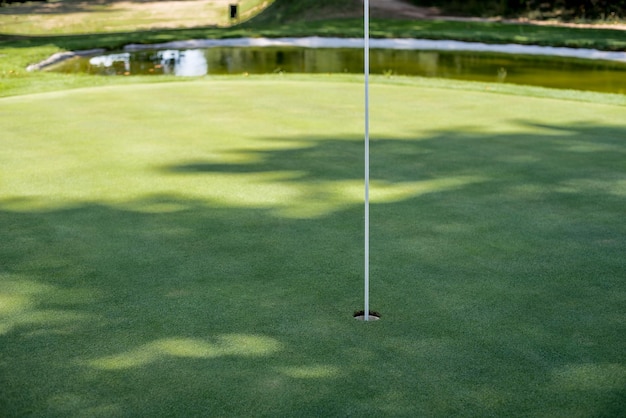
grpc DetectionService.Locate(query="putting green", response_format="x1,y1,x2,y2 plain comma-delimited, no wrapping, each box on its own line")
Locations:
1,78,624,215
1,77,625,417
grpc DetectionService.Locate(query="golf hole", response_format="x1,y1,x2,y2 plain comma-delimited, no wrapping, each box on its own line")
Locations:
353,310,381,321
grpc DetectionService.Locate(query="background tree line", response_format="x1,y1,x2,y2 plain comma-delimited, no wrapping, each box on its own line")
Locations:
408,0,625,19
2,0,624,20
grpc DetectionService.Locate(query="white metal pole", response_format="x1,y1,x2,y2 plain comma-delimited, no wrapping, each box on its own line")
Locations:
364,0,370,322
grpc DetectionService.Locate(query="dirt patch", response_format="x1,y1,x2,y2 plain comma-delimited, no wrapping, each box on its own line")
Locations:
369,0,441,19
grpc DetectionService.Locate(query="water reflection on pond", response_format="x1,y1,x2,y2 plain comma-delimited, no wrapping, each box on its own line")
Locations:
50,46,626,94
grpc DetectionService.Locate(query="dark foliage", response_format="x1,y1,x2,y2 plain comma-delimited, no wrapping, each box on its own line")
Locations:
1,0,47,5
408,0,626,19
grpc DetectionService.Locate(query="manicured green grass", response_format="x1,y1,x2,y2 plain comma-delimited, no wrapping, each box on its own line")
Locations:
1,77,625,416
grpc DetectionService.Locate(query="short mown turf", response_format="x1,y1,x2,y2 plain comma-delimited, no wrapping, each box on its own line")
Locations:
1,78,625,416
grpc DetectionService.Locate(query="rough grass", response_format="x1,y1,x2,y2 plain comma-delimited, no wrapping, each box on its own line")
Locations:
0,0,271,34
1,78,625,416
249,0,360,24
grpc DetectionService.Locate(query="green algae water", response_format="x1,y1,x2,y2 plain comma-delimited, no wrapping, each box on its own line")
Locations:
48,46,626,94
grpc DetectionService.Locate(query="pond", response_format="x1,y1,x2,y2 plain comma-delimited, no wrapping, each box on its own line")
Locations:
46,38,626,94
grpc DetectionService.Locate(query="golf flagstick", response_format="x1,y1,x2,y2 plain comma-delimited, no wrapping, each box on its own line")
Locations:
364,0,370,321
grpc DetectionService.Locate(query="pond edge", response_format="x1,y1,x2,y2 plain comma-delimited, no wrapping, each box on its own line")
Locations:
26,36,626,72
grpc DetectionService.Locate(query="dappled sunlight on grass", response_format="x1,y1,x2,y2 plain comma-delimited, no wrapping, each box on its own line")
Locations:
556,178,626,197
278,364,341,379
1,79,625,416
551,363,626,391
46,394,123,418
1,309,94,337
562,140,624,153
85,335,282,370
1,171,482,218
148,174,486,219
275,176,487,218
0,277,48,318
0,275,101,336
371,177,487,203
1,173,483,218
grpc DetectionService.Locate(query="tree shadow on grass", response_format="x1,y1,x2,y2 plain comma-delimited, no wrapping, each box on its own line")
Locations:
1,122,625,416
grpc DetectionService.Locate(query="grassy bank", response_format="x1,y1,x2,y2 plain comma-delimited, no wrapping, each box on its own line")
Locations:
3,16,625,51
1,78,625,416
2,17,625,98
2,0,626,98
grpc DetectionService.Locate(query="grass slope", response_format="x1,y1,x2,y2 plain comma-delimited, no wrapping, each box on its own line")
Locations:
249,0,360,24
1,0,625,99
1,78,625,416
0,0,271,34
2,20,624,99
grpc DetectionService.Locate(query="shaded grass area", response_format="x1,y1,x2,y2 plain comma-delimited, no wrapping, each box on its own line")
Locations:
248,0,360,24
2,18,625,51
1,79,625,416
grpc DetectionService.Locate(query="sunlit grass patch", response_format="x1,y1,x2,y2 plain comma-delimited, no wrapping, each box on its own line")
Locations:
0,0,271,34
85,335,282,370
